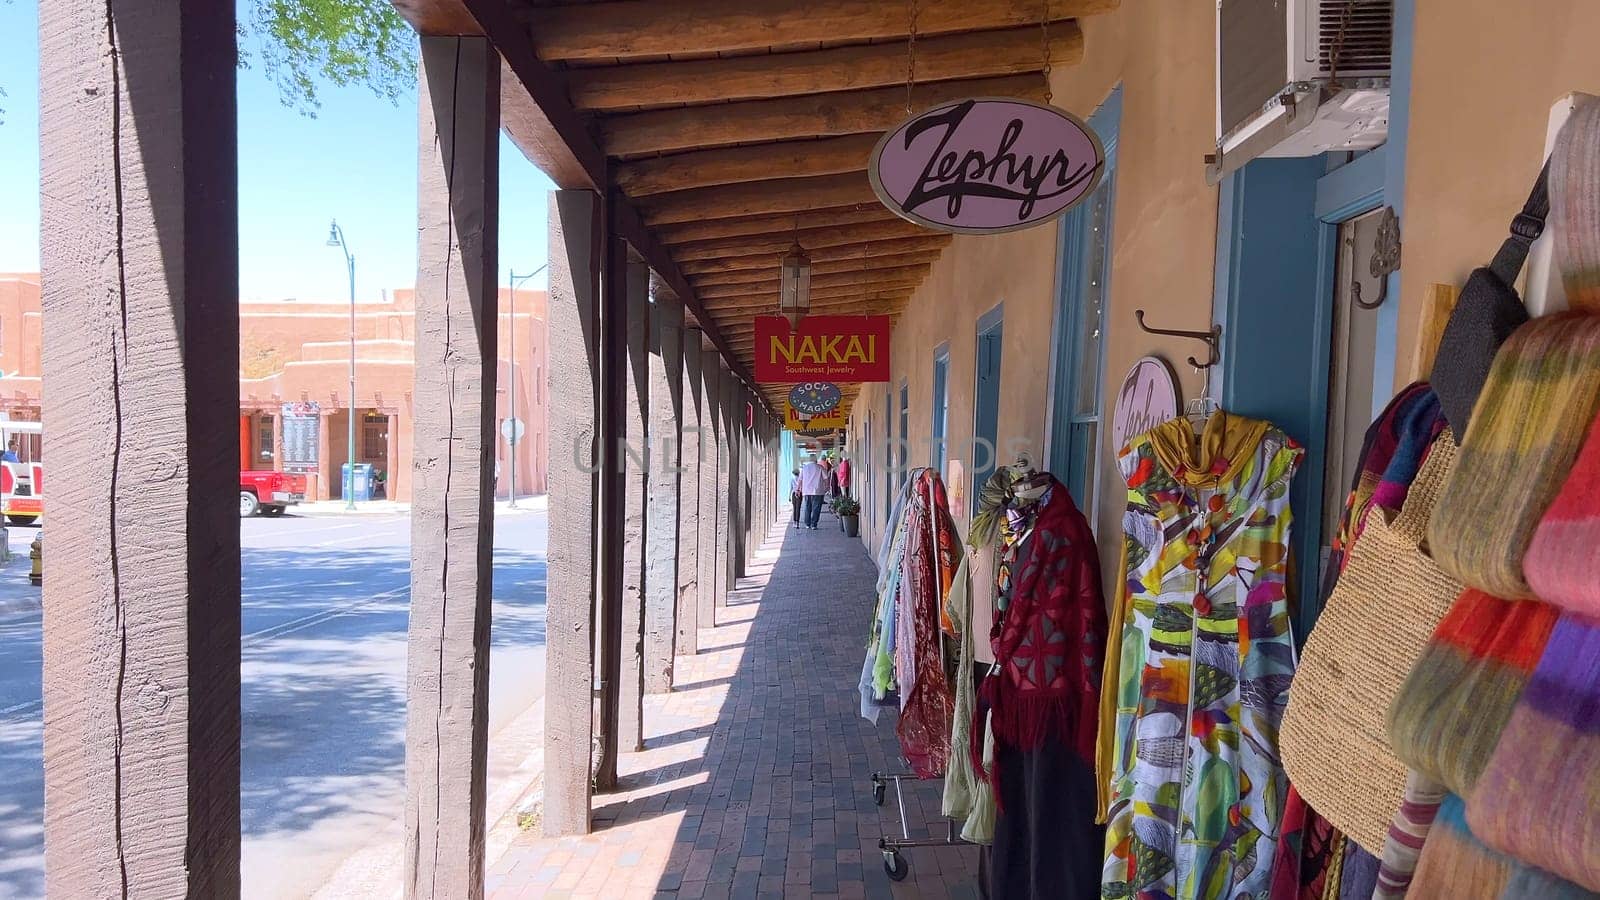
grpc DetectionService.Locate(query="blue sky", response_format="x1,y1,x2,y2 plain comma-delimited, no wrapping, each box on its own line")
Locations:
0,1,554,302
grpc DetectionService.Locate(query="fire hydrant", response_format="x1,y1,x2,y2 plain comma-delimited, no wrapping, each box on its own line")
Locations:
29,534,42,586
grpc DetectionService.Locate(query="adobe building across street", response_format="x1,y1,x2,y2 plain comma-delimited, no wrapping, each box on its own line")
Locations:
0,274,549,502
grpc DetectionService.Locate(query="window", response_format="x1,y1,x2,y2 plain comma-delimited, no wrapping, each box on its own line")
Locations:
973,304,1004,516
1048,87,1120,521
256,414,275,466
882,391,893,522
931,344,950,471
898,380,909,489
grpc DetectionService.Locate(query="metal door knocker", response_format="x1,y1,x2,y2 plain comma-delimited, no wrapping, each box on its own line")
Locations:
1353,206,1401,310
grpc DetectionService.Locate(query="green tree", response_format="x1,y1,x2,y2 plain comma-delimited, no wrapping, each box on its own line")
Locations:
241,0,417,117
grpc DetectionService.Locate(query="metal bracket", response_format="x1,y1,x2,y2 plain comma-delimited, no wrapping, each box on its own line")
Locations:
1353,205,1401,310
1134,309,1222,370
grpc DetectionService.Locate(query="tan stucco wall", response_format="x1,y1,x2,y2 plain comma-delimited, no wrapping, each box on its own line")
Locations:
1396,0,1600,382
851,3,1222,590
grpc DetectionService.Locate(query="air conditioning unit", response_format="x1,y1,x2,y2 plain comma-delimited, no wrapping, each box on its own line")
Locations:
1208,0,1394,182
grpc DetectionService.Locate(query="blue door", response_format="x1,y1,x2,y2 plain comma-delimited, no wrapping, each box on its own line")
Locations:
972,305,1004,515
931,344,950,470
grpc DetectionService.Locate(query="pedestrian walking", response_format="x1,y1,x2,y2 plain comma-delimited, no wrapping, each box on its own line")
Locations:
798,455,828,530
790,468,803,529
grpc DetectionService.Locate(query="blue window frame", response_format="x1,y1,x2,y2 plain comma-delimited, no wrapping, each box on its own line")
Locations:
898,380,909,488
1048,86,1121,520
931,343,950,471
883,390,893,521
972,304,1004,516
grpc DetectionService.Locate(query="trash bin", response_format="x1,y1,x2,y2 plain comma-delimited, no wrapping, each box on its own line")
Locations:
341,463,374,502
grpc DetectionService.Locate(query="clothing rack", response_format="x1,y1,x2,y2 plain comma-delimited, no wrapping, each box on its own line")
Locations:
868,772,972,881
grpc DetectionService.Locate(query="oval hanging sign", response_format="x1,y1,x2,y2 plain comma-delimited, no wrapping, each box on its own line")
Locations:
788,382,843,416
870,97,1105,235
1110,356,1180,453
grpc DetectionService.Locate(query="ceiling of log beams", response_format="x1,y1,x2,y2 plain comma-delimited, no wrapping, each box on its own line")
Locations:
503,0,1113,413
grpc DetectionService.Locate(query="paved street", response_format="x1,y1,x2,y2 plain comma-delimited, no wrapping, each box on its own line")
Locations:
0,506,548,899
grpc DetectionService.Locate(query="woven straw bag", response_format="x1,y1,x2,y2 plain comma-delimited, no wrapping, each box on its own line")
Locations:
1280,431,1461,852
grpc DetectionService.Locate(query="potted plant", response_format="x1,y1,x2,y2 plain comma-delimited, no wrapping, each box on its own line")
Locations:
834,495,861,537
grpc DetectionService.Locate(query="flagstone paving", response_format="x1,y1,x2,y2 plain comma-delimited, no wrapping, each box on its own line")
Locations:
488,516,982,899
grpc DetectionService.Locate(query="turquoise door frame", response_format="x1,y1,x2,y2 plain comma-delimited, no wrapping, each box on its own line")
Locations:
1214,151,1385,642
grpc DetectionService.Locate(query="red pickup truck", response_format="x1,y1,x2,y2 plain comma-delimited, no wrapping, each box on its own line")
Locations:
240,470,308,517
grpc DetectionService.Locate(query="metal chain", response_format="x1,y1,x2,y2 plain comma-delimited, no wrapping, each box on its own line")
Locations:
905,0,918,114
1040,0,1053,104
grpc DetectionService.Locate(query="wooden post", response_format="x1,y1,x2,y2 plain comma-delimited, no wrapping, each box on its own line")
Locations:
645,287,684,692
717,369,736,605
676,328,704,656
39,2,241,894
618,258,649,751
594,222,628,792
697,349,722,628
543,189,602,836
406,36,499,900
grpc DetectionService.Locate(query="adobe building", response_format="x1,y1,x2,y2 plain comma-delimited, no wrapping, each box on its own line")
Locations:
0,273,548,501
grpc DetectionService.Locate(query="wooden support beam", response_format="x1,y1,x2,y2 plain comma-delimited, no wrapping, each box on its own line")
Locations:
569,24,1083,112
40,1,241,893
688,251,943,287
520,0,1118,61
696,353,722,631
716,372,737,608
673,218,937,261
656,205,897,245
543,190,603,837
602,73,1048,156
702,286,914,310
717,302,912,328
406,36,500,898
645,293,685,690
618,133,882,197
675,327,704,656
641,172,876,227
679,234,949,274
619,259,650,751
695,265,929,299
594,229,629,793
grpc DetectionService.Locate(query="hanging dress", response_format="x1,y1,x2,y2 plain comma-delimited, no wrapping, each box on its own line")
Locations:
1102,412,1303,900
976,477,1107,900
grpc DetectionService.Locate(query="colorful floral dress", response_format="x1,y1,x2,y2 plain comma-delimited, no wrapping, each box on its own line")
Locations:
1102,414,1302,900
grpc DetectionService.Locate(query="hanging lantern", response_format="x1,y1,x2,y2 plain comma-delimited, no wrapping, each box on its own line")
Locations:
779,242,811,329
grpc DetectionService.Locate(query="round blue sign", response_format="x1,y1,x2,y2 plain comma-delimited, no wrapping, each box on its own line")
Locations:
788,382,842,416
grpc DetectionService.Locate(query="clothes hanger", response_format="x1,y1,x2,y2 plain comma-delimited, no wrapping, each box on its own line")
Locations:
1185,364,1222,433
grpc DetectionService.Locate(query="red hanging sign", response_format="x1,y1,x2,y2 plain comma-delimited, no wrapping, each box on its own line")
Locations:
754,315,891,383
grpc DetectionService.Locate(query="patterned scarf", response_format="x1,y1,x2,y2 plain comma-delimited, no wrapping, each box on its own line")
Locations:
968,465,1024,551
1428,312,1600,598
975,478,1106,781
895,469,959,779
1145,410,1270,488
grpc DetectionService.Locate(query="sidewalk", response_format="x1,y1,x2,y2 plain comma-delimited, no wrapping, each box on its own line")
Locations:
488,516,981,899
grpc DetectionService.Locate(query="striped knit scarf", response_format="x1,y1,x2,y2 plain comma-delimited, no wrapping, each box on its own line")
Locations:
1524,404,1600,615
1469,614,1600,891
1553,96,1600,313
1386,589,1560,796
1428,312,1600,598
1409,793,1598,899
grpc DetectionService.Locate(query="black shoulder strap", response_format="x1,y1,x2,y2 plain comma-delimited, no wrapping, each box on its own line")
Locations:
1488,160,1552,284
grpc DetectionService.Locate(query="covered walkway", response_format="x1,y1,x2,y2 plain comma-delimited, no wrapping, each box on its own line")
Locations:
488,516,980,900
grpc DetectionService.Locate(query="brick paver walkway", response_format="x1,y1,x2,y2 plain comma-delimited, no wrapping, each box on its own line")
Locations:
488,515,982,899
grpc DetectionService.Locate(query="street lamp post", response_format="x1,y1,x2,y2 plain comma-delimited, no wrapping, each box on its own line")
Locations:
327,220,358,511
506,263,547,508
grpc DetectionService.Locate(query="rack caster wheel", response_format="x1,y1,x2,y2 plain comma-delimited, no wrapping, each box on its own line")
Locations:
883,850,909,881
873,781,886,806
